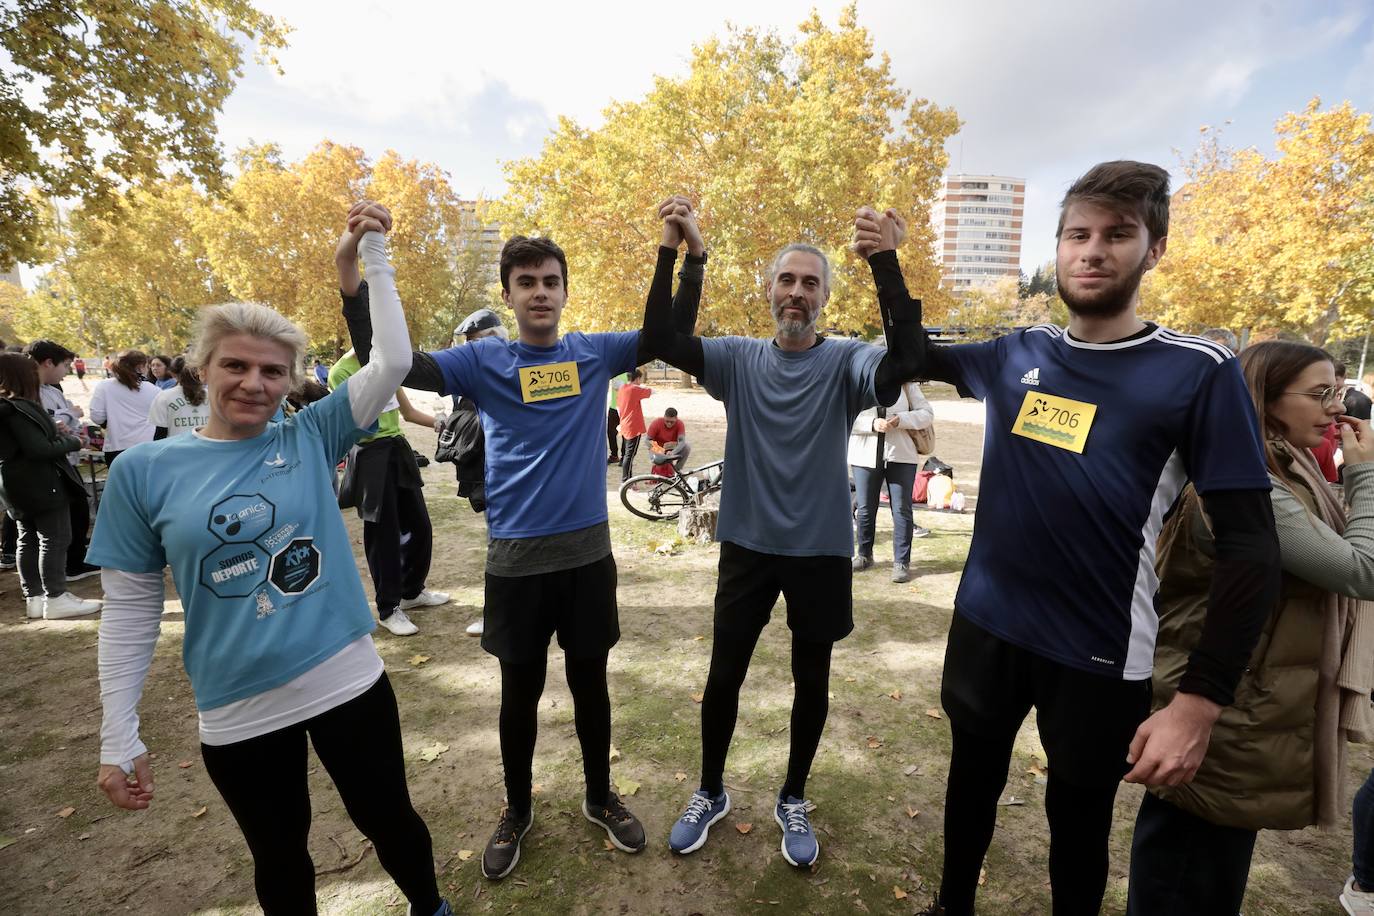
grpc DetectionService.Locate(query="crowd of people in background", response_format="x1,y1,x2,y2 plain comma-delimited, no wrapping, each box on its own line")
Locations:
6,160,1374,916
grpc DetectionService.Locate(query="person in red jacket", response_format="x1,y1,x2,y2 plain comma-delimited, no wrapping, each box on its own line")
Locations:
616,369,652,480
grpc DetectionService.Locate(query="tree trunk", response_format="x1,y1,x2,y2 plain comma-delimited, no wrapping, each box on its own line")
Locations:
678,505,718,544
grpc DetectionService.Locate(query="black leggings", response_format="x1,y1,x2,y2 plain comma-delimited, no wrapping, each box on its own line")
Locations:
499,651,612,817
362,481,433,618
200,674,440,916
940,722,1120,916
699,626,833,800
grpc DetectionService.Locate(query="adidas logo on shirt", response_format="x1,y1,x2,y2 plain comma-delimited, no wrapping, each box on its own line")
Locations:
1020,367,1041,386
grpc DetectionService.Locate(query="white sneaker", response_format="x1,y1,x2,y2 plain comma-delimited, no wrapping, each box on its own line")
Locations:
25,596,44,619
379,608,419,636
399,589,451,610
1343,876,1374,915
465,619,484,637
44,592,102,619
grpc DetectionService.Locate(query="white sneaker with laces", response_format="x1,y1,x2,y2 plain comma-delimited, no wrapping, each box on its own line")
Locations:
1343,876,1374,915
399,589,451,610
44,592,102,619
379,608,419,636
25,596,44,619
465,619,484,636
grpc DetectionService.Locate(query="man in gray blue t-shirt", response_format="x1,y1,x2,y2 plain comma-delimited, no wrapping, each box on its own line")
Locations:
643,217,918,868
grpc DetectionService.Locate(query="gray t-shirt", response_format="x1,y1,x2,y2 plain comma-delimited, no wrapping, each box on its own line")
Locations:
702,335,883,557
486,521,613,577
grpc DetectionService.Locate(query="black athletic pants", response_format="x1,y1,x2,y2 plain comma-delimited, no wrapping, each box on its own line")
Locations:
362,481,432,619
67,487,90,570
937,613,1151,916
499,652,612,817
1126,791,1257,914
1,514,15,558
607,407,621,460
620,434,641,481
200,675,440,916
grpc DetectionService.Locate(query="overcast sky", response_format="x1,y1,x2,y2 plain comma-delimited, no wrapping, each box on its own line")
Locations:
205,1,1373,275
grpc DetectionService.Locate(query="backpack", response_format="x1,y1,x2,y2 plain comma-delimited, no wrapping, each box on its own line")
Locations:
434,397,486,507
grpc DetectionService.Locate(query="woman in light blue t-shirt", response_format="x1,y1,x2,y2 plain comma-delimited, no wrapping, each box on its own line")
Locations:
89,204,453,916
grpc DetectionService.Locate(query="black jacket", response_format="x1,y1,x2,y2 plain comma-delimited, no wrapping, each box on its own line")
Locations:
0,397,85,519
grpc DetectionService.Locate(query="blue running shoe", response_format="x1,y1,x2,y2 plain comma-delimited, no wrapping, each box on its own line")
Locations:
774,794,819,867
409,900,454,916
668,789,731,854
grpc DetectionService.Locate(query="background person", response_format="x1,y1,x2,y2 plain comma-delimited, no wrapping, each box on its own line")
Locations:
848,378,933,583
149,361,212,439
616,368,653,480
0,353,102,620
1129,340,1374,914
148,354,177,389
24,338,100,581
607,371,626,465
646,407,690,475
90,350,158,466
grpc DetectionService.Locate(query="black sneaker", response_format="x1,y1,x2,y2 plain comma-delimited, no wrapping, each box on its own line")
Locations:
66,561,101,582
915,900,947,916
582,792,646,852
481,807,533,880
0,554,14,570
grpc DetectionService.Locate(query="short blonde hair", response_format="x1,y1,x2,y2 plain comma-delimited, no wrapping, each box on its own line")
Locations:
188,302,308,389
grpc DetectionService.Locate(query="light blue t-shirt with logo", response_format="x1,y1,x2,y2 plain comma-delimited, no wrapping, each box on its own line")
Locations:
432,331,640,539
87,382,378,711
701,335,884,557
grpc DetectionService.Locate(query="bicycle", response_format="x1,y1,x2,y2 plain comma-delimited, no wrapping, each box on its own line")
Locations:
619,458,724,521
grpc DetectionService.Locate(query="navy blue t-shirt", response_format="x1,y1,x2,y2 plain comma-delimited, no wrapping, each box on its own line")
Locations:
944,324,1269,680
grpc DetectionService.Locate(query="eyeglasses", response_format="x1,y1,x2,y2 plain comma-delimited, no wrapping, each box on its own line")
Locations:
1281,386,1344,408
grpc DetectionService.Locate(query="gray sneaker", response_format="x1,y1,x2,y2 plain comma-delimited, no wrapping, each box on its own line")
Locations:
892,563,911,583
481,807,533,880
583,792,646,852
852,554,873,571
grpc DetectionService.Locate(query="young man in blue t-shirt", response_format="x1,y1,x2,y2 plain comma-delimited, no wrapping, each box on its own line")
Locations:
339,197,707,881
854,162,1282,915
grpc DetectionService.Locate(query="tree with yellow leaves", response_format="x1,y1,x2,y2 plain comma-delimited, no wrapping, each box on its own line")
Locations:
496,4,960,337
1146,99,1374,347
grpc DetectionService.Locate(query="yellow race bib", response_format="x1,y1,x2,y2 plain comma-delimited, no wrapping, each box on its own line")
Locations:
1011,391,1097,454
518,361,582,403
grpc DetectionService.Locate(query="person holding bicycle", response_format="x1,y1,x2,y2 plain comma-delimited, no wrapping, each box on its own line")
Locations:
647,407,690,476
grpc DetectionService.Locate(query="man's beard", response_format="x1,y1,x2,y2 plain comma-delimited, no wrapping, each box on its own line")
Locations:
1058,252,1149,319
773,299,817,341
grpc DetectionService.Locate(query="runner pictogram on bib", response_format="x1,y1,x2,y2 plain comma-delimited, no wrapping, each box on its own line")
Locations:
1011,390,1097,454
518,360,582,403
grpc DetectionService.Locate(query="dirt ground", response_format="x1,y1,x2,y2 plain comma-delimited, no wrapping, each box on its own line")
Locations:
0,382,1362,914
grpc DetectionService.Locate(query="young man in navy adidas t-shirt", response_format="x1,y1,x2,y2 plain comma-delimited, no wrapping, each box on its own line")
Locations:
855,162,1281,915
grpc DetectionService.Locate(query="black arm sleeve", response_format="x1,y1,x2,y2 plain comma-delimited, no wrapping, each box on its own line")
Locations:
153,426,168,441
867,250,968,398
638,245,704,377
340,280,446,392
1179,488,1282,705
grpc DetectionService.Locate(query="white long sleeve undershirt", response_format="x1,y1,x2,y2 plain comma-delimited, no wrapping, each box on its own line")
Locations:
97,230,410,766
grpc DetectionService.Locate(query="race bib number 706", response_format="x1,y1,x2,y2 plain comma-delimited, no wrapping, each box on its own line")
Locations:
1010,391,1097,454
518,360,582,403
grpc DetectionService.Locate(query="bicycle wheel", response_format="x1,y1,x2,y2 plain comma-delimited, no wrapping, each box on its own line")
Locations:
619,474,691,521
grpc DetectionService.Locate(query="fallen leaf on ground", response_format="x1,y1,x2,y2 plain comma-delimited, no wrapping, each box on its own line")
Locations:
997,796,1024,807
894,886,908,900
693,635,704,641
925,708,943,719
608,744,621,761
178,760,194,769
828,691,835,700
409,654,431,667
1026,761,1047,777
889,689,902,701
457,850,473,862
77,832,91,841
191,806,207,818
844,676,856,682
674,772,688,782
903,764,919,777
603,839,615,851
866,736,882,749
617,777,641,797
0,837,14,850
56,807,75,819
906,806,919,819
531,783,543,795
419,743,449,762
978,867,987,886
736,823,752,835
690,693,704,704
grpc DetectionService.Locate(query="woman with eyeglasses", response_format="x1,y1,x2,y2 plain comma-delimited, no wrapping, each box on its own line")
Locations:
1127,340,1374,913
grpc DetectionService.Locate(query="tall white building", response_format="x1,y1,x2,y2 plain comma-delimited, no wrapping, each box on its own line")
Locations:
930,174,1024,291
